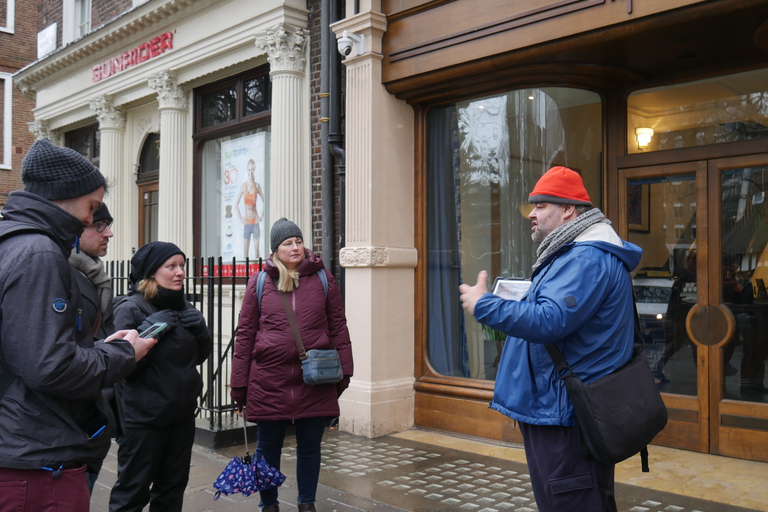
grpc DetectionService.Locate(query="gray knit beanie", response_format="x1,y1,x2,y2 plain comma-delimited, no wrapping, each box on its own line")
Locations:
22,138,106,200
270,218,303,253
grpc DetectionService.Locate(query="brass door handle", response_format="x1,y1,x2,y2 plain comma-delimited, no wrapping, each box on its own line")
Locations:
686,303,735,347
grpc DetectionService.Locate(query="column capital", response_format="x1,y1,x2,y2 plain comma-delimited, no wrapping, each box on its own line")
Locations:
28,119,62,145
148,70,189,110
255,24,308,74
89,95,126,130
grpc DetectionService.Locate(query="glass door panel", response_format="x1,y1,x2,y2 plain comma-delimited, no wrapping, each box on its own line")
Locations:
712,156,768,462
628,175,699,396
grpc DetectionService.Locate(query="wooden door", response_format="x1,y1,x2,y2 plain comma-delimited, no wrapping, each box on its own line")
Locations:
619,156,768,462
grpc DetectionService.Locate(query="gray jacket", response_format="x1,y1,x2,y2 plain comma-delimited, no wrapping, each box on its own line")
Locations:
0,191,136,472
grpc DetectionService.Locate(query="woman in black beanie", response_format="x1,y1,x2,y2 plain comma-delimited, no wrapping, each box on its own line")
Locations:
108,242,212,512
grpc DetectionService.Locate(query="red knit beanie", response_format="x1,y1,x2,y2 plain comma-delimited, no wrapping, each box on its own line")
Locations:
528,166,592,207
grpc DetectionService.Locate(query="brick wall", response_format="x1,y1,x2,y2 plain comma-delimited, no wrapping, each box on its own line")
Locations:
0,0,41,208
38,0,63,48
308,0,346,278
92,0,132,29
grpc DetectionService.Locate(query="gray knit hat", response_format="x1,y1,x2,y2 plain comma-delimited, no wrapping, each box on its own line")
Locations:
22,138,106,200
270,218,303,253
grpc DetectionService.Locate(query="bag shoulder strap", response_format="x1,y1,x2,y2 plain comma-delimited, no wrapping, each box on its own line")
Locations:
257,269,328,314
276,287,307,360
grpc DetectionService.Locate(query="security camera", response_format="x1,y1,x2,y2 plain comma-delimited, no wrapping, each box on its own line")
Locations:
337,30,365,58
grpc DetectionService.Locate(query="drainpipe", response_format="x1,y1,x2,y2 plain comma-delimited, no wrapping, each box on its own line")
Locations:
321,0,346,294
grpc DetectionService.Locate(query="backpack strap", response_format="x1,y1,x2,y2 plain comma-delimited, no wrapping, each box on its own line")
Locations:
257,269,328,314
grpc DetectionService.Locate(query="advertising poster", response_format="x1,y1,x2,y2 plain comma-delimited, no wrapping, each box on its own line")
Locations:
220,132,266,275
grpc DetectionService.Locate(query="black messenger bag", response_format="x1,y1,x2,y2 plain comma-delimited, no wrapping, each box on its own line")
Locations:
545,296,667,472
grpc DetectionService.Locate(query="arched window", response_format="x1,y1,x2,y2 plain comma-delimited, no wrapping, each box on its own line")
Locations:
137,133,160,246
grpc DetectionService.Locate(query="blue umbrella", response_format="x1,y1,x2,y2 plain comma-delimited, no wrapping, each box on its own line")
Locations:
214,411,285,499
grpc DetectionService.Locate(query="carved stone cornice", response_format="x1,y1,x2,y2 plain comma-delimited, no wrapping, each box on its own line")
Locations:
14,0,198,93
339,246,418,268
147,70,188,110
255,24,308,74
89,95,126,130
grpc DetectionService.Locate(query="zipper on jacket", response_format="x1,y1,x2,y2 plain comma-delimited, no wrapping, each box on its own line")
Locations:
77,308,82,332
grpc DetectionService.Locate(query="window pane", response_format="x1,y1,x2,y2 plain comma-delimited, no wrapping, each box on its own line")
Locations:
201,86,237,128
201,128,271,265
628,175,698,396
628,67,768,153
721,166,768,402
243,76,271,117
427,88,602,380
139,133,160,175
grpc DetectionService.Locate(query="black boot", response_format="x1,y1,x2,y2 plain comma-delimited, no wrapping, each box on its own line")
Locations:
298,503,316,512
262,505,280,512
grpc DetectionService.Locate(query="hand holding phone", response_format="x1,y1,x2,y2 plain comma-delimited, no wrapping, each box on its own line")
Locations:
139,322,168,339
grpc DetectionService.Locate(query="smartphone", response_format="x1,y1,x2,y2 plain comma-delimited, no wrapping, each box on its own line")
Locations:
139,321,168,339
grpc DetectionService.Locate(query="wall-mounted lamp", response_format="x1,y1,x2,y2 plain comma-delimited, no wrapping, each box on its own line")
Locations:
635,127,654,150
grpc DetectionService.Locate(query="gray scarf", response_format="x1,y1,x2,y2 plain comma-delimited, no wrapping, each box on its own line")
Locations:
532,208,610,272
69,250,112,314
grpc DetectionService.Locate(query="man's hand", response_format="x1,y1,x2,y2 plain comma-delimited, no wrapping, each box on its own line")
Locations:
106,329,157,361
459,270,489,317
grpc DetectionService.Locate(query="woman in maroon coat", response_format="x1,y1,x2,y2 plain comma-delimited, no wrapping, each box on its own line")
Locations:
231,218,353,512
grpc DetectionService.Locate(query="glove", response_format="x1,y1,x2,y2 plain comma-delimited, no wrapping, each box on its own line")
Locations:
137,310,178,338
231,387,247,411
336,376,351,398
178,308,205,329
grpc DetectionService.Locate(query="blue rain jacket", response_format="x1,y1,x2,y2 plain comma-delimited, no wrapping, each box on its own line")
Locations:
475,223,643,426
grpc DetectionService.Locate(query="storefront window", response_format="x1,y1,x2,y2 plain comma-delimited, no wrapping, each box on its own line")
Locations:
195,66,271,272
427,88,602,380
200,128,270,264
627,67,768,154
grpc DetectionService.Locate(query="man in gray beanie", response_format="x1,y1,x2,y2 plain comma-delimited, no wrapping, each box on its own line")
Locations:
0,139,156,511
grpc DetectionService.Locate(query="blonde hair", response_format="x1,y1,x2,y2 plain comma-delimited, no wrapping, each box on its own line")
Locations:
273,255,301,293
137,277,160,300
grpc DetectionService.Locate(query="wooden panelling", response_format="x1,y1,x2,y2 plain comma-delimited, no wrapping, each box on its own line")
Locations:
716,427,768,462
415,391,522,444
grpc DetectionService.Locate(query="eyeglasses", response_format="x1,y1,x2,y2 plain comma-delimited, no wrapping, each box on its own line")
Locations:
92,220,113,233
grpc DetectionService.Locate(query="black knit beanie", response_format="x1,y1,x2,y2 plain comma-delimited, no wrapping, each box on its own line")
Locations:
270,218,303,253
22,138,106,200
130,241,186,284
93,203,113,224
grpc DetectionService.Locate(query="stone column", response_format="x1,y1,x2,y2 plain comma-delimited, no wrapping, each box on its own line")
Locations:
89,95,127,259
332,12,418,438
255,24,309,238
148,70,191,254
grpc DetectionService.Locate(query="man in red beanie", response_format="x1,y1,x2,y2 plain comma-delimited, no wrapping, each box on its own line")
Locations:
459,166,643,512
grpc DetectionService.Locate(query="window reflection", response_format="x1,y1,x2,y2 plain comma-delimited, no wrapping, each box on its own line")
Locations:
628,67,768,153
721,167,768,402
427,88,602,380
201,86,237,128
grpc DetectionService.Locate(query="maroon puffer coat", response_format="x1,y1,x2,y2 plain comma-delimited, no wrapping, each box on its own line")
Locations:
231,249,353,421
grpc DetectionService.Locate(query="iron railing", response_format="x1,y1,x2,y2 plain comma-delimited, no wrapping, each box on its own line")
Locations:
106,257,263,432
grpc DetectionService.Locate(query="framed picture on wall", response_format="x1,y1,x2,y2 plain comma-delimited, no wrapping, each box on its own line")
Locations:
628,183,650,232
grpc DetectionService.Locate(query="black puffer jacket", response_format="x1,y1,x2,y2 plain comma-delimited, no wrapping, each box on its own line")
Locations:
113,293,212,428
0,191,136,472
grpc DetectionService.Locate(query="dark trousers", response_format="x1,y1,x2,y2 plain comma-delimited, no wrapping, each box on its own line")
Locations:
519,422,617,512
0,465,89,512
256,417,326,506
108,416,196,512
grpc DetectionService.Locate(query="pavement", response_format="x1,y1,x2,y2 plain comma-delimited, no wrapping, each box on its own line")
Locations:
90,428,767,512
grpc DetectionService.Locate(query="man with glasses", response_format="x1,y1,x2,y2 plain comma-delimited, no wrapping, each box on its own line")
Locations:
68,203,120,493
